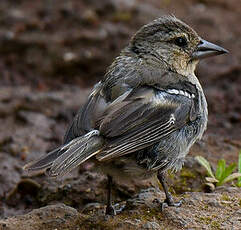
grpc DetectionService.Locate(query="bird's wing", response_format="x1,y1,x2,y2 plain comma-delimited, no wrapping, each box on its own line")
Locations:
96,86,192,161
63,82,107,144
63,80,134,144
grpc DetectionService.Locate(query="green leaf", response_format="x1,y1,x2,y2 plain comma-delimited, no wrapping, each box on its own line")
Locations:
217,163,236,186
223,163,236,178
221,173,241,185
215,159,226,180
195,156,215,179
238,151,241,184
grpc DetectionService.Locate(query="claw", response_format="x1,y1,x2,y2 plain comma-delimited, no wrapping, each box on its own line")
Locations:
105,203,126,216
153,197,183,212
164,197,183,207
161,198,183,211
114,203,126,214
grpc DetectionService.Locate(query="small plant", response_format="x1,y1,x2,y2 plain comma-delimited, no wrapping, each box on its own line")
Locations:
195,152,241,188
237,151,241,187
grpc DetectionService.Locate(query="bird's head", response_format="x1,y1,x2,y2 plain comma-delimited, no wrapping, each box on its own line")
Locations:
130,16,228,76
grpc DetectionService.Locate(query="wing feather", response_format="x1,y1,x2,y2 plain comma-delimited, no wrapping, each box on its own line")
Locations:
63,85,192,164
96,87,190,161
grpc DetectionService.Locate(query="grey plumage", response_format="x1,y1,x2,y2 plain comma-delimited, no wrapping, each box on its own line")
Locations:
24,15,228,214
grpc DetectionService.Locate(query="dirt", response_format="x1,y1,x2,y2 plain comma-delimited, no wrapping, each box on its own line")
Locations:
0,187,240,230
0,0,240,229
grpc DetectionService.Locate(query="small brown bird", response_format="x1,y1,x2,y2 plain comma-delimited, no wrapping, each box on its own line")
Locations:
24,16,228,215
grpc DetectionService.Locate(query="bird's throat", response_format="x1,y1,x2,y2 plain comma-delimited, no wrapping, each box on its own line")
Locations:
174,59,199,77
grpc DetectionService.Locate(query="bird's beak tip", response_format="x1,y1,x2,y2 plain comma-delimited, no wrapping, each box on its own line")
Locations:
221,48,229,54
192,38,228,60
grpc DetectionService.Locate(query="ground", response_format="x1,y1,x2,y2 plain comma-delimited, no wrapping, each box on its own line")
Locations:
0,0,240,229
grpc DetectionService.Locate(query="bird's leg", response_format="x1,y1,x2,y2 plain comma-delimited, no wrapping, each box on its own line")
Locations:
157,171,182,209
105,175,116,215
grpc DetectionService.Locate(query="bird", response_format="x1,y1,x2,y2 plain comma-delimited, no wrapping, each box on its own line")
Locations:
24,15,228,215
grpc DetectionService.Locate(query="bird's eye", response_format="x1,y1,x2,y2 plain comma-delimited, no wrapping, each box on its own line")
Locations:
174,37,187,47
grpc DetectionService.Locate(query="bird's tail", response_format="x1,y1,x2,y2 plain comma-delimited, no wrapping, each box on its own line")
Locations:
23,130,104,178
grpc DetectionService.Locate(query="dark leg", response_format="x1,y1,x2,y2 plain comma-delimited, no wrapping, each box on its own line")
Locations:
157,171,182,209
105,175,116,215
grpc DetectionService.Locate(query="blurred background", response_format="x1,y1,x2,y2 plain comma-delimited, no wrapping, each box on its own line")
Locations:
0,0,240,219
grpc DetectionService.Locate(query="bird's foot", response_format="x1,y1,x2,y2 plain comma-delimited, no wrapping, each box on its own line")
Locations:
105,203,125,216
161,197,183,211
153,197,183,211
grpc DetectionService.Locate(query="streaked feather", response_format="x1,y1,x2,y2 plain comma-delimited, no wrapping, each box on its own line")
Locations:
24,130,104,178
23,147,63,171
48,134,103,177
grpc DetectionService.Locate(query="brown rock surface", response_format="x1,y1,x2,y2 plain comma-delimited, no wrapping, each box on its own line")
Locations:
0,187,240,230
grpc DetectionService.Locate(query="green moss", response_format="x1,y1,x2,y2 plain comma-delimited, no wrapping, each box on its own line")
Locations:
199,216,212,224
180,168,197,179
168,171,175,179
168,167,202,194
221,194,231,201
198,215,221,229
171,175,191,193
143,208,164,221
181,193,190,198
203,204,209,210
210,220,221,229
119,206,163,223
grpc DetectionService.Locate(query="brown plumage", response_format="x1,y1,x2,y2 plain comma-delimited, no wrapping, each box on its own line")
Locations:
24,15,228,215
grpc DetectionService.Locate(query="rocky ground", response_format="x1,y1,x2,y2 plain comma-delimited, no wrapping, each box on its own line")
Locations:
0,0,240,229
0,187,241,230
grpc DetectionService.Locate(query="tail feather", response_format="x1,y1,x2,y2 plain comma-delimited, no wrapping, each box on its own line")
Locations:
48,134,103,177
23,146,63,171
23,130,104,177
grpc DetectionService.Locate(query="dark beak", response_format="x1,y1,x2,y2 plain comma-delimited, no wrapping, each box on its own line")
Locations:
192,39,228,60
